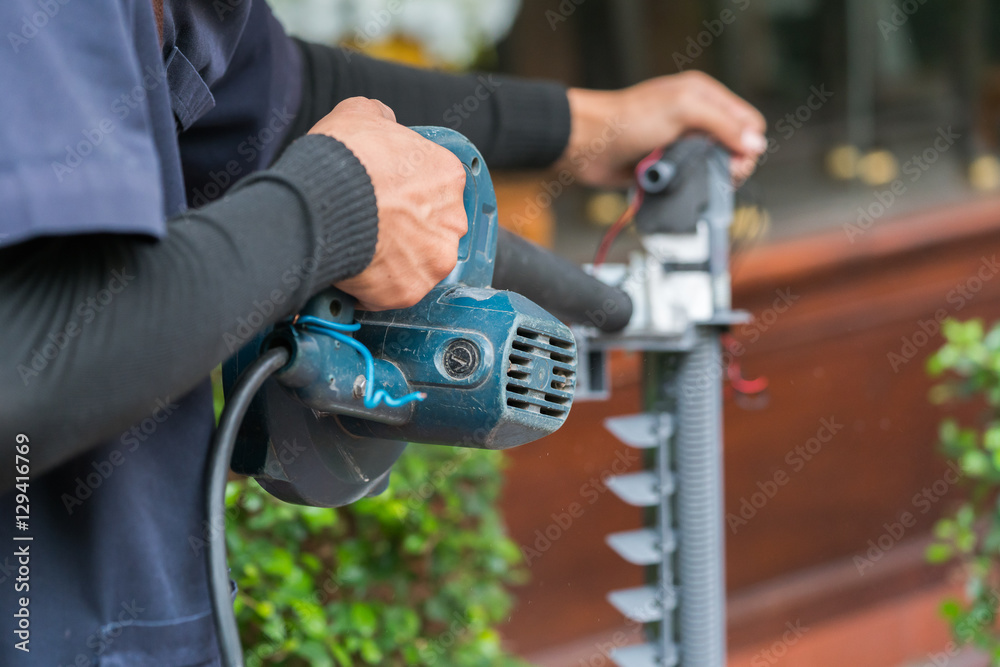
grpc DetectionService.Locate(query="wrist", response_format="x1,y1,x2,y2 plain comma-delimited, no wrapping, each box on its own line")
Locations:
556,88,625,183
264,135,380,297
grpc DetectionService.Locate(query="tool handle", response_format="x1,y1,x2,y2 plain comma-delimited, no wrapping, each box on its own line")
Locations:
493,228,633,333
410,126,498,289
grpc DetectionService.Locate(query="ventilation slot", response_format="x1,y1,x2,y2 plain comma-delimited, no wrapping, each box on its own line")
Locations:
504,326,577,419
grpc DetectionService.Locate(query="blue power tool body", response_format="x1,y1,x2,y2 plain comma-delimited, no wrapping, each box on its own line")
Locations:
224,127,578,508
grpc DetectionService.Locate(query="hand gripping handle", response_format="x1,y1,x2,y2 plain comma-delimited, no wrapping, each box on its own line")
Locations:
410,126,498,289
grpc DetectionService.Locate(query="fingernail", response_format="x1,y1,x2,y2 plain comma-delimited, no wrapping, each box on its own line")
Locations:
742,130,767,154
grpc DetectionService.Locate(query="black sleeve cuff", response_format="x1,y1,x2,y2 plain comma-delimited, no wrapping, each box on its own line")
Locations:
284,39,572,171
489,77,571,169
238,134,379,299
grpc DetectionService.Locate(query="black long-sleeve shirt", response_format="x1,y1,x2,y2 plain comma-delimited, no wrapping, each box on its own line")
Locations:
0,17,570,489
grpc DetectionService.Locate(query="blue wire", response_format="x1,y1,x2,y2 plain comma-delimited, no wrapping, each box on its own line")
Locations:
293,315,426,409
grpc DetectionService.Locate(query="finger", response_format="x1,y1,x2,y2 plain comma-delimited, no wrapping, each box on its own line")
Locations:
680,72,766,133
730,154,758,183
680,75,767,155
701,85,767,139
675,91,766,159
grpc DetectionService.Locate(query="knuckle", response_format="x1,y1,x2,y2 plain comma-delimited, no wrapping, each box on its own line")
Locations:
451,211,468,236
435,248,458,276
676,87,698,109
687,70,713,86
339,96,379,114
401,285,426,308
443,154,466,184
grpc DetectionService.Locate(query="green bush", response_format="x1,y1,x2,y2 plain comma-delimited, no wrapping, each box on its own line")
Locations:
223,446,532,666
927,319,1000,662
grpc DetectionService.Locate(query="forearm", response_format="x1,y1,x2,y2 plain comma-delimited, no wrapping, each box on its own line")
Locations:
0,135,376,488
285,40,572,169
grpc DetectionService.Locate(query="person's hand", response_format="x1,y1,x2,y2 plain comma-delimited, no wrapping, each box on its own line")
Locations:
558,71,767,187
307,97,468,310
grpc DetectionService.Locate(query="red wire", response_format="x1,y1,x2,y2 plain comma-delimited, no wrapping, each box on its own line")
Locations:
593,195,641,267
593,148,666,267
590,151,769,397
722,334,768,395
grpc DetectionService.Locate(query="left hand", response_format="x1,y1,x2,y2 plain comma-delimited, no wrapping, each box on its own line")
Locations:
557,71,767,188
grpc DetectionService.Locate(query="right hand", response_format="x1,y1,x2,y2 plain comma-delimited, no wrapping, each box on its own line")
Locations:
308,97,468,311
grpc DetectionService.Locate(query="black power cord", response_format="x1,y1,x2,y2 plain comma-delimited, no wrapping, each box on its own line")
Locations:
206,346,290,667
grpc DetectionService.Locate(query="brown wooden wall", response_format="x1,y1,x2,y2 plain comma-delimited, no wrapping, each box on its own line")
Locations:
500,198,1000,657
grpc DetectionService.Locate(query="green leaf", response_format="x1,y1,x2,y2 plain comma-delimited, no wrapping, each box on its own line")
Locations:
986,426,1000,451
961,450,991,477
940,598,962,620
297,640,334,667
926,544,954,565
934,519,957,540
227,442,526,666
359,638,383,665
350,602,378,638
